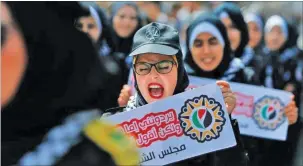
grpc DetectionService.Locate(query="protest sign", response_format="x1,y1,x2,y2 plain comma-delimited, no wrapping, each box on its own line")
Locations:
103,83,236,165
127,70,291,140
187,76,292,141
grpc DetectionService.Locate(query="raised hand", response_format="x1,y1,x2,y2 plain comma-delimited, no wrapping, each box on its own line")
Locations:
216,80,236,114
118,85,132,107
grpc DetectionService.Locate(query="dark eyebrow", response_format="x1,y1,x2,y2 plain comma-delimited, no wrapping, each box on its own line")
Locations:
194,38,203,42
208,36,218,42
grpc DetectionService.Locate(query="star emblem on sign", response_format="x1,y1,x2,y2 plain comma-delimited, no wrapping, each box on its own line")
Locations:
145,26,160,41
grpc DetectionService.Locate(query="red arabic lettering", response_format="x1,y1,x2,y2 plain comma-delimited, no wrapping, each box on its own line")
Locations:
123,121,139,133
136,127,158,146
158,123,183,139
117,109,183,148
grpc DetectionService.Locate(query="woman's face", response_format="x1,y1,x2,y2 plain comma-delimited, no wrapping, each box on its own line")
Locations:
75,16,100,43
1,2,28,107
113,5,138,38
247,22,262,48
134,53,178,104
190,32,224,71
265,26,286,51
221,17,241,51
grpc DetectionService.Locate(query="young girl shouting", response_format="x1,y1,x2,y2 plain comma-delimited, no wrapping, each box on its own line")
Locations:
116,22,236,114
110,22,248,166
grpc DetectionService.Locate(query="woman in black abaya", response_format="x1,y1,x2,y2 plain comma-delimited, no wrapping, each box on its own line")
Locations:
1,2,138,166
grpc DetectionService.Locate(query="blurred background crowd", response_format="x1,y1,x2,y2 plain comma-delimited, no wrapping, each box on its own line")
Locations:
77,1,303,108
2,1,303,166
81,1,303,49
74,2,303,165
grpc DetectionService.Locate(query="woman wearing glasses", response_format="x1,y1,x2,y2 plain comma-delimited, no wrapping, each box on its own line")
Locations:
105,22,246,166
113,22,236,114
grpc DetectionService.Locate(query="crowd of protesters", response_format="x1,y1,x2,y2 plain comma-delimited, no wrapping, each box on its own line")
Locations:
1,1,302,166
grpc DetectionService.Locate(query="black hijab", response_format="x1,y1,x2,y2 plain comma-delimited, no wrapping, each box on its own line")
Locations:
76,4,114,56
244,12,265,51
185,13,233,79
264,15,300,59
214,3,249,58
281,20,300,53
263,15,301,89
110,2,142,55
2,2,115,159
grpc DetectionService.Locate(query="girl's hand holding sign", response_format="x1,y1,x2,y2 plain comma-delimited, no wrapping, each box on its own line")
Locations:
216,81,236,114
284,95,298,125
118,80,237,115
118,84,132,107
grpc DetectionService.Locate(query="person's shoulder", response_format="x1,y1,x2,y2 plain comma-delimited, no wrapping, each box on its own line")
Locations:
19,109,140,166
280,47,300,64
230,58,245,69
101,95,138,118
232,58,254,76
125,96,137,111
228,59,255,83
224,58,245,77
102,106,126,117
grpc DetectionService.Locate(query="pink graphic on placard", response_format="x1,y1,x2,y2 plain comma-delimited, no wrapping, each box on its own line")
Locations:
185,84,199,91
232,92,254,117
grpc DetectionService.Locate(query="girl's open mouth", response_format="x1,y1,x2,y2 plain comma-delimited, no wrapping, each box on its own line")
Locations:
148,83,164,99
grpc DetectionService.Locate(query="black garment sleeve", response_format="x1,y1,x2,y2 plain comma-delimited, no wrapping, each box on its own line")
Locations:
56,136,116,166
211,116,251,166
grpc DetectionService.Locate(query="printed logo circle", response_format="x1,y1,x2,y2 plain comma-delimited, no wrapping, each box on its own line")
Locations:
253,96,286,130
178,95,226,143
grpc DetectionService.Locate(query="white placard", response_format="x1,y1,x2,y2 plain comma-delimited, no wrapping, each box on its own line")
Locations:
127,70,292,141
103,83,237,165
187,75,292,141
